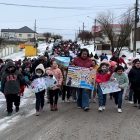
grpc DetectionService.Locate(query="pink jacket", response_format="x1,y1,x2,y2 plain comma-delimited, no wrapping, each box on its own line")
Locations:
96,72,111,84
46,67,63,86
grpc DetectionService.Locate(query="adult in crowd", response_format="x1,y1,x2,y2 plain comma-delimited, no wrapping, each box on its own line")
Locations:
72,48,93,111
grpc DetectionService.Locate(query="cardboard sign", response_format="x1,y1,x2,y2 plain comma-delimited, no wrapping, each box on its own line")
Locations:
100,81,121,94
66,66,94,90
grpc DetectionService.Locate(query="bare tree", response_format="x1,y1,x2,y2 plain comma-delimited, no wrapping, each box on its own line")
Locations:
43,32,52,42
78,30,93,42
97,10,134,56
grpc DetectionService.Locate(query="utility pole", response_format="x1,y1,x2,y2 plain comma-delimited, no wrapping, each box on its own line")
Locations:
133,0,138,57
94,19,97,51
34,19,36,42
34,19,37,55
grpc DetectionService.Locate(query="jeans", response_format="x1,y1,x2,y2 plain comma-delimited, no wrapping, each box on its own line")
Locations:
5,94,20,113
97,85,106,107
35,90,45,111
77,88,89,108
113,90,123,108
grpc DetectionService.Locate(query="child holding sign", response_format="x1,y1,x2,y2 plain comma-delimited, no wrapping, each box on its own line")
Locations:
31,64,46,116
96,62,111,112
111,66,129,113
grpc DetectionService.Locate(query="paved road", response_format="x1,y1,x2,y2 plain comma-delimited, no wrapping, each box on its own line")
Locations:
0,96,140,140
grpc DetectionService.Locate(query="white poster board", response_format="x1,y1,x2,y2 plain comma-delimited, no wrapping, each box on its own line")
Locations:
44,76,57,89
31,78,46,93
100,81,121,94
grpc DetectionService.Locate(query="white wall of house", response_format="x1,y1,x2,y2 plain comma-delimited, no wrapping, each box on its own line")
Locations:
15,33,35,40
1,32,37,40
1,32,16,38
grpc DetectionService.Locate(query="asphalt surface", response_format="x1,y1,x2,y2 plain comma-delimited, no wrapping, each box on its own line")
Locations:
0,96,140,140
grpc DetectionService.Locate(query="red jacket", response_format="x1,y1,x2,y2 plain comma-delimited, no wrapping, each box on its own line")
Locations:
96,72,111,83
73,57,93,68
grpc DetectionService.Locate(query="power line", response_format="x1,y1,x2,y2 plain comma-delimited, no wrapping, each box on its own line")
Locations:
0,2,99,10
0,2,129,10
38,27,77,31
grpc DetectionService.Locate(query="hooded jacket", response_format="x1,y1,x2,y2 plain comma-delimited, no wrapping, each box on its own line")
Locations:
31,64,45,81
1,62,24,95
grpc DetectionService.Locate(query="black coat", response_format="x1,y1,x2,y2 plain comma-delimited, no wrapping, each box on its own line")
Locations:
128,67,140,91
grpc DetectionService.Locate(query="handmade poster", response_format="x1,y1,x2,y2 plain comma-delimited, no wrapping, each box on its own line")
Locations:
55,56,70,67
44,76,57,89
66,66,95,90
31,77,46,93
100,81,121,94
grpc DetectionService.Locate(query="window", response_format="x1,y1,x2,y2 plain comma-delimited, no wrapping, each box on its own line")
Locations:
19,34,22,37
27,34,32,37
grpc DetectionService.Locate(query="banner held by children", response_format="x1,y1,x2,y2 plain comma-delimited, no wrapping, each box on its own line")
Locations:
66,66,95,90
100,81,121,94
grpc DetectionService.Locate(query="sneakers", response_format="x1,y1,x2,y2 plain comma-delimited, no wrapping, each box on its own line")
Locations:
102,106,105,110
77,106,82,109
35,111,40,116
98,106,103,112
84,107,89,111
128,101,134,104
93,98,96,103
118,108,122,113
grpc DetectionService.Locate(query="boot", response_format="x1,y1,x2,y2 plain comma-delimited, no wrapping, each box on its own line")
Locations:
54,104,58,111
15,106,19,112
50,105,54,111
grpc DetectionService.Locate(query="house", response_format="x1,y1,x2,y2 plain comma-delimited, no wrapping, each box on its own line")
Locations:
130,23,140,51
92,24,122,43
1,26,37,41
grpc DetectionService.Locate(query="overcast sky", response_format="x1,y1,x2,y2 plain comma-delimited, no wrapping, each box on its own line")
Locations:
0,0,135,40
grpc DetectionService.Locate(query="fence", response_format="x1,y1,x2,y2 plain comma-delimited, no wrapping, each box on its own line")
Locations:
0,45,19,58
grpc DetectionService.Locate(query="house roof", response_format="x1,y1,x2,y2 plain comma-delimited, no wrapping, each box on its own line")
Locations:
1,26,35,33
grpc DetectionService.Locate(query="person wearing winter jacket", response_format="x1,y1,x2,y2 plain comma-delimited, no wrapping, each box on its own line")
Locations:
31,64,46,116
1,61,26,116
128,59,140,109
46,60,63,111
96,62,111,112
72,48,93,111
111,66,129,113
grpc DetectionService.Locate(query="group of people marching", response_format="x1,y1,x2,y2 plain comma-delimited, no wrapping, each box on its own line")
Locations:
0,42,140,116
